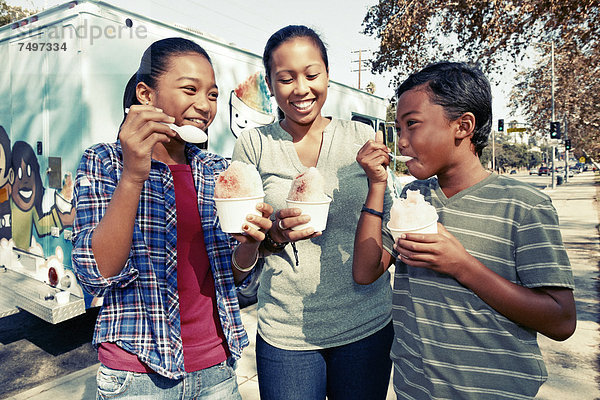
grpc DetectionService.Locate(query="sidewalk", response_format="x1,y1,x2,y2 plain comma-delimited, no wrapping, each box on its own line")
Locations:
6,304,262,400
6,172,599,400
535,171,600,399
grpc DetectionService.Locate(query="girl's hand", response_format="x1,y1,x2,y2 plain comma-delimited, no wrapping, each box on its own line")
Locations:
271,207,322,243
356,130,390,185
119,105,177,185
230,202,274,245
394,223,473,278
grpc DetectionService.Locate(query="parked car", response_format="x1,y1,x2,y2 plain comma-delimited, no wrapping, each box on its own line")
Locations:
538,166,550,175
529,168,539,175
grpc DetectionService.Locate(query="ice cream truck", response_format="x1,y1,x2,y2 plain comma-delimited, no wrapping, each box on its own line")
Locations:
0,0,391,323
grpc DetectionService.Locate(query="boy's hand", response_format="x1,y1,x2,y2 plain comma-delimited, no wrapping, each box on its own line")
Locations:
356,130,390,185
394,223,473,278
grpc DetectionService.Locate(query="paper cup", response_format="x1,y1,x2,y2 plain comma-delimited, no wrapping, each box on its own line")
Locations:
387,217,438,243
55,291,70,305
54,191,73,213
286,197,332,232
215,195,264,233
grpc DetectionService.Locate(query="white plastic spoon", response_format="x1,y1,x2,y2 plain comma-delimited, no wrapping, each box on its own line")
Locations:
390,154,412,163
124,108,208,143
354,143,412,163
164,123,208,144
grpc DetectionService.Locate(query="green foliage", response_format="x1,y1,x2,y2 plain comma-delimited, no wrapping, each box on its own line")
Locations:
481,143,543,172
362,0,599,160
0,0,36,27
386,103,396,123
509,43,599,161
363,0,598,85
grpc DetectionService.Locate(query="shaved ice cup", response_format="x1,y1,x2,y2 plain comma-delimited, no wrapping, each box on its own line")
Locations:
387,216,438,243
215,195,264,233
286,197,332,232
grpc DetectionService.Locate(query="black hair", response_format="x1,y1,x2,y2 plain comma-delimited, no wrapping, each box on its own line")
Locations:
262,25,329,87
0,126,11,179
121,37,212,128
396,61,492,157
12,141,44,216
262,25,329,120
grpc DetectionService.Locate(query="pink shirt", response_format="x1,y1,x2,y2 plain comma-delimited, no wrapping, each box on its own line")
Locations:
98,164,228,372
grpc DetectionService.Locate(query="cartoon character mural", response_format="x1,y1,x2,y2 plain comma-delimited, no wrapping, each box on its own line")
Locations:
229,72,275,138
0,126,14,240
10,140,75,251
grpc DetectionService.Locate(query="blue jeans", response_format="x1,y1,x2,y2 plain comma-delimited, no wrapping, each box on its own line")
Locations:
256,322,393,400
96,358,242,400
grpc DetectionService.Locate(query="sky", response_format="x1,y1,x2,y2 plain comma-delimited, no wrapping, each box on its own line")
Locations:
7,0,513,120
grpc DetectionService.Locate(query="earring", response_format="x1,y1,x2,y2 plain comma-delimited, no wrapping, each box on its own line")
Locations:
145,101,149,105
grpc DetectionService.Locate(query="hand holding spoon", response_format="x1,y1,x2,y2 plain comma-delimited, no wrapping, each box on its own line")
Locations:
353,143,412,162
124,108,208,144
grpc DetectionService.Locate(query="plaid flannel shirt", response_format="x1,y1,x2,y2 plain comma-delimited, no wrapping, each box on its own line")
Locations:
72,141,249,379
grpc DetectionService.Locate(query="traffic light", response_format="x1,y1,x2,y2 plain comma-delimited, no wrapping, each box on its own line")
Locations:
550,121,561,139
498,119,504,132
565,139,571,150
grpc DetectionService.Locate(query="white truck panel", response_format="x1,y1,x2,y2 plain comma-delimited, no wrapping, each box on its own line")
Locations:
0,0,389,323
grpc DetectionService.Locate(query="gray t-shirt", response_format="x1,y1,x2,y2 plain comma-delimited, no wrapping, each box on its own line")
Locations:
391,174,574,399
232,118,394,350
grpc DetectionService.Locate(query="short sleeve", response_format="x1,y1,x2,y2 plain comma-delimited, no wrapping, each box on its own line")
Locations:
232,128,262,166
515,199,574,289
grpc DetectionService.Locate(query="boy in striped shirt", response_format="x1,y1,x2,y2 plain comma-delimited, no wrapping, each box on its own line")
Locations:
354,61,576,399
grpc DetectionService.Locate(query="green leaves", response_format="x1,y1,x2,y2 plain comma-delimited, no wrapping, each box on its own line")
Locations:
363,0,599,159
0,0,37,27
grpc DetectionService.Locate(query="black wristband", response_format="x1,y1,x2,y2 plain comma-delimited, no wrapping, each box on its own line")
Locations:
262,230,288,253
361,204,384,218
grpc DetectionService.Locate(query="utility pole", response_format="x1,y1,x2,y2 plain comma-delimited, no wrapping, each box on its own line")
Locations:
564,115,568,183
551,41,556,189
351,50,368,90
492,129,496,171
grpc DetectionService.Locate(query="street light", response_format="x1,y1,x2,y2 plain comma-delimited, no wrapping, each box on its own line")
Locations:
550,41,557,188
550,121,561,139
537,41,558,188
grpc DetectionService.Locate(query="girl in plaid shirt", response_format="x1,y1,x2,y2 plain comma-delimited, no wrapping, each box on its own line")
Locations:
72,37,272,399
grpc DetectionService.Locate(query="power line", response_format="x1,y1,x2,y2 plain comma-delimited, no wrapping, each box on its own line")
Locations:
351,49,370,90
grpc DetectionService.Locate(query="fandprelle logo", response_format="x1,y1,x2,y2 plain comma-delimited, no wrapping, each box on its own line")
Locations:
46,19,148,45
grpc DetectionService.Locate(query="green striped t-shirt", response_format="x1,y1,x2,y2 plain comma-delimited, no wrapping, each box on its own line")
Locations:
391,173,574,400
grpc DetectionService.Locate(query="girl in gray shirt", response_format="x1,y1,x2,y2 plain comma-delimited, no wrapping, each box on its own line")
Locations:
232,25,394,400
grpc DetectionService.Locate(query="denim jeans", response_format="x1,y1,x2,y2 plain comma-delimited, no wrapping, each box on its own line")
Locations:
256,322,393,400
96,358,242,400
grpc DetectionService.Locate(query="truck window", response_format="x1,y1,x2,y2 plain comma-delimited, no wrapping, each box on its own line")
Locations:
351,115,374,129
386,126,395,144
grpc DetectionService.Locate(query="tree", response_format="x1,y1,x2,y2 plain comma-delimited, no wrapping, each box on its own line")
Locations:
386,102,396,123
362,0,599,159
0,0,36,27
365,81,376,94
363,1,598,84
509,43,600,160
481,143,534,172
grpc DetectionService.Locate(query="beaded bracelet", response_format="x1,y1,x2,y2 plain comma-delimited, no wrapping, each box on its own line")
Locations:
232,244,259,272
361,204,384,218
262,230,288,253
